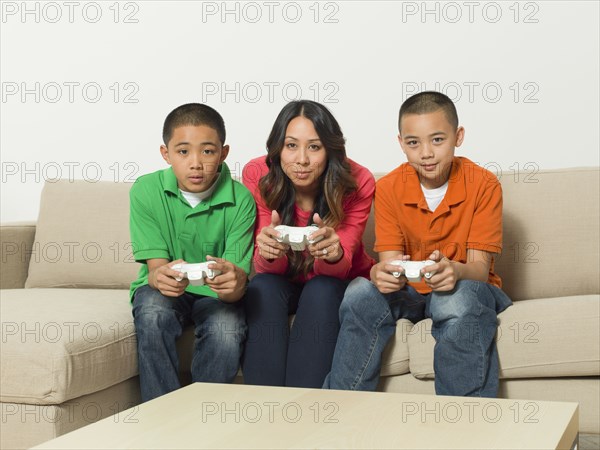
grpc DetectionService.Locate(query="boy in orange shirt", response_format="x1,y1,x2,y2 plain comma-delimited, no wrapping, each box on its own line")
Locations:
323,91,512,397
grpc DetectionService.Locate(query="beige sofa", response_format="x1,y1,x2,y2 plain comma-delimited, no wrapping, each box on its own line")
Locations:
1,167,599,449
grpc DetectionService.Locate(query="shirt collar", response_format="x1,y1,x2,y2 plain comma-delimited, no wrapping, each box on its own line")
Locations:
402,157,466,209
163,167,179,195
209,163,235,206
162,163,235,206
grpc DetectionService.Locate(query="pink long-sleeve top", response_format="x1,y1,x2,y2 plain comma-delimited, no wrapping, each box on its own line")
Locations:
242,156,376,283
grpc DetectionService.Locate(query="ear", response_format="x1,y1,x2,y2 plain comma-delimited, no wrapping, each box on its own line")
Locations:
160,145,171,164
397,134,407,155
219,145,230,164
455,126,465,148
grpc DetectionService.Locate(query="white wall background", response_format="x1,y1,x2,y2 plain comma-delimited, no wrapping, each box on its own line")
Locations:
1,0,599,222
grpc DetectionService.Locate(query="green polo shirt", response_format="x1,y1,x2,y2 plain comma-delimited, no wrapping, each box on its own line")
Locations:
129,163,256,300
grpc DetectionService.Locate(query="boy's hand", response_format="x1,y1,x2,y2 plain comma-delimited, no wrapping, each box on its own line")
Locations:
307,213,343,263
204,255,248,303
148,259,189,298
370,255,411,294
256,210,289,260
425,250,458,292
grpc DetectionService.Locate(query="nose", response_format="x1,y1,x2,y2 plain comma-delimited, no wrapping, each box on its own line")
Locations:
296,148,310,166
420,143,434,159
190,154,203,169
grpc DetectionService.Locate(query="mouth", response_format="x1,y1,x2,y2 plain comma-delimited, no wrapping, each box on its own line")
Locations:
188,175,205,184
294,171,312,180
421,163,437,172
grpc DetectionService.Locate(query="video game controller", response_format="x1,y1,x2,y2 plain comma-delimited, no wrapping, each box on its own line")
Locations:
171,262,221,286
390,260,436,282
274,225,324,251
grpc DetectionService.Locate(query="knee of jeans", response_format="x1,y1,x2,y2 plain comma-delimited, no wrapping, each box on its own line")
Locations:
134,305,178,332
249,273,288,290
133,285,172,308
133,288,178,330
347,277,374,295
196,307,247,344
429,280,484,321
339,277,380,317
301,276,347,307
246,274,289,303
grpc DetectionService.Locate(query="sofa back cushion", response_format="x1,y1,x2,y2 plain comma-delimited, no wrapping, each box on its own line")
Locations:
495,167,599,300
25,167,599,300
25,180,138,289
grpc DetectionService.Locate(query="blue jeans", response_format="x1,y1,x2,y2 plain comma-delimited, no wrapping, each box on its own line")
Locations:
132,284,246,402
242,274,349,388
322,278,512,397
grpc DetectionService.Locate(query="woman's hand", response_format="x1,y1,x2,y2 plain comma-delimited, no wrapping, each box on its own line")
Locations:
307,213,344,263
256,210,290,260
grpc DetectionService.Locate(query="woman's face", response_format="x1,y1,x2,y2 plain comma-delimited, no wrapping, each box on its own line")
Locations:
279,116,327,192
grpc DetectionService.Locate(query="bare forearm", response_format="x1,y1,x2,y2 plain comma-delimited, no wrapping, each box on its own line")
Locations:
453,260,489,283
218,286,246,303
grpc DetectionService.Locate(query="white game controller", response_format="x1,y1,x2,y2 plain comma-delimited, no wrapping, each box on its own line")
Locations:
274,225,324,251
390,260,436,282
171,262,221,286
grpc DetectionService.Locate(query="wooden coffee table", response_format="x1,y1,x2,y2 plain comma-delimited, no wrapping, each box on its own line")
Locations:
33,383,578,449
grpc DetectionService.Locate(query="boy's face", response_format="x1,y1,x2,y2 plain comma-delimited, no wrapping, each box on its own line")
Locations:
398,109,464,189
160,125,229,193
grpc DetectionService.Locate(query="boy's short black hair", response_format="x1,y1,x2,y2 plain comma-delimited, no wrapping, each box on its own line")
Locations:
398,91,459,132
162,103,226,146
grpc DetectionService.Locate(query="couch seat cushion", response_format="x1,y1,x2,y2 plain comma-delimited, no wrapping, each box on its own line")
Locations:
0,289,137,404
408,295,600,379
380,319,413,377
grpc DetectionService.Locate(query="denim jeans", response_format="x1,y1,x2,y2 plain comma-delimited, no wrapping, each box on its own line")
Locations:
322,277,512,397
242,273,349,388
132,284,247,402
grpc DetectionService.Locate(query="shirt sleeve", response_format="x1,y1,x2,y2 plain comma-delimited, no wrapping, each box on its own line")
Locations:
242,161,289,275
222,188,257,275
466,178,503,254
129,181,171,262
373,176,406,253
313,166,375,279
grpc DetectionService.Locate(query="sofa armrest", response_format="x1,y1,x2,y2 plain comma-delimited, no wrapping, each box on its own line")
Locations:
1,222,36,289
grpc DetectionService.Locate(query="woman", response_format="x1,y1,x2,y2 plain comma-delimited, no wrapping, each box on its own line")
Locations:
241,100,375,388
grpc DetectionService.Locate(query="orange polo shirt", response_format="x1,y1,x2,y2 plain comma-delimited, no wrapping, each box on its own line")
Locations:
374,156,503,294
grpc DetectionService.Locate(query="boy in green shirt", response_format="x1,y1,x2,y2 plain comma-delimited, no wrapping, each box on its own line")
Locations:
130,103,256,402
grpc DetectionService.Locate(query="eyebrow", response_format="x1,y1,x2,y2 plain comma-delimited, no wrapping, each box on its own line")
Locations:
403,131,447,139
285,136,321,142
174,141,217,147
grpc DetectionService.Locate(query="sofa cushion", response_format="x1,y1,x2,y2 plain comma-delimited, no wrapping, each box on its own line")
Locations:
380,319,412,377
25,180,139,289
0,222,36,289
407,295,600,379
496,167,599,301
0,378,141,450
0,289,137,404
